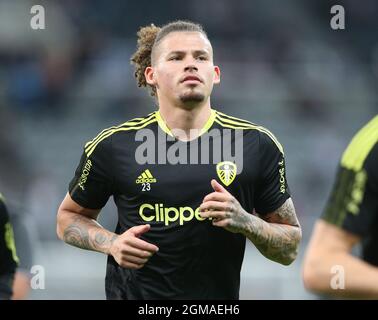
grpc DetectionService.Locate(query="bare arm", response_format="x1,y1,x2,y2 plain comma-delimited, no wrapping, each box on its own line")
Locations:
12,271,31,300
244,198,301,265
57,193,159,269
199,180,301,265
303,220,378,299
57,193,117,254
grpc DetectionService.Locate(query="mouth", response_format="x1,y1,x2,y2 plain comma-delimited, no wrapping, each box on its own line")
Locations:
181,75,202,84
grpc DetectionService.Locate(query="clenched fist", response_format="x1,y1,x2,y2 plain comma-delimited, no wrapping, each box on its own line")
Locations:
109,224,159,269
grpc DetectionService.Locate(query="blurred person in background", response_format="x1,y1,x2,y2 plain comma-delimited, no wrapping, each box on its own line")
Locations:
0,193,18,300
57,20,301,299
303,115,378,299
10,211,33,300
0,195,33,300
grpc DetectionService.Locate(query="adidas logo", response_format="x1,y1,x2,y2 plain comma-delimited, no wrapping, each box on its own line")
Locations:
136,169,157,184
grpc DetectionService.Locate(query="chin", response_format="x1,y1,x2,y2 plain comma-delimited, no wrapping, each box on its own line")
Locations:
179,91,205,104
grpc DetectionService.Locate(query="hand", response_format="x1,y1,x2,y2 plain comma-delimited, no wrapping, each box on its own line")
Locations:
199,179,250,234
109,224,159,269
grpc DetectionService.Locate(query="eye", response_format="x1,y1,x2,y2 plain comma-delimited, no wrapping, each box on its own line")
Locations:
197,56,208,61
169,56,181,61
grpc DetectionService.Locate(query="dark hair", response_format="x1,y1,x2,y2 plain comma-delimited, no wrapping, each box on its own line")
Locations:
130,20,207,96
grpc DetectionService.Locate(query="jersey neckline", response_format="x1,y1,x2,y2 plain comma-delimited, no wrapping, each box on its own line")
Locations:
155,108,217,141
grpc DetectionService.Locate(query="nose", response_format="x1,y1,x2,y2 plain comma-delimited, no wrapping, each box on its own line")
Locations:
184,64,198,72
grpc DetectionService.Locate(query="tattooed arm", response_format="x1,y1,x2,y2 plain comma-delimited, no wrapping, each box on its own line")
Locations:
200,180,301,265
245,197,301,265
57,193,159,269
57,193,116,253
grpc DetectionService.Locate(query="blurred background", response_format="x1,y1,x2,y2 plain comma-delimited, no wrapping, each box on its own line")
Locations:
0,0,376,299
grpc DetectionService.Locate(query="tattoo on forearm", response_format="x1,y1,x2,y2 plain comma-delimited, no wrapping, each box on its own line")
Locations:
63,215,117,253
264,198,300,226
63,220,91,250
94,233,107,246
243,199,301,265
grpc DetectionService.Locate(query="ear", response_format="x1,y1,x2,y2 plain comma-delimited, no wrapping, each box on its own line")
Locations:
213,66,221,84
145,66,157,86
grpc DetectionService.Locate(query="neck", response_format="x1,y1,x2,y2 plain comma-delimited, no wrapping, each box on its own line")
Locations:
157,99,212,141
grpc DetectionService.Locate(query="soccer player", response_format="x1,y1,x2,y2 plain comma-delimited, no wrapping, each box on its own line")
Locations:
303,115,378,298
0,193,18,300
57,20,301,299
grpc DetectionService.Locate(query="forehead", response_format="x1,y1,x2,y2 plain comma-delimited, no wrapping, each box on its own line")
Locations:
157,31,212,55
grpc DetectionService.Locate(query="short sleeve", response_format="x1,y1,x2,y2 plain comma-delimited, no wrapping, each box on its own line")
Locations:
254,132,291,215
322,143,378,237
69,136,113,209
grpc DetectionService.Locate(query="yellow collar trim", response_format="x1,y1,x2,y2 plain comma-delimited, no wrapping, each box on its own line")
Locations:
156,109,216,137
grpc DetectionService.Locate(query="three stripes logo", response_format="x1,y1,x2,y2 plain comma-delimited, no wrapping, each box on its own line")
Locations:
136,169,157,184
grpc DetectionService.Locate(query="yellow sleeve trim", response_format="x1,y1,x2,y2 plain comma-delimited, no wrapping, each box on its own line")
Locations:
84,113,156,151
341,115,378,171
215,113,284,155
5,222,19,265
85,117,158,157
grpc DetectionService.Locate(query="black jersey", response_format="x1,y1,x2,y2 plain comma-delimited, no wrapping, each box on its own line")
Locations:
0,194,18,299
0,194,18,275
69,109,291,299
322,115,378,266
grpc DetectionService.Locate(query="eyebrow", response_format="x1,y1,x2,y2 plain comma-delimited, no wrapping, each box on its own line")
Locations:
167,50,209,56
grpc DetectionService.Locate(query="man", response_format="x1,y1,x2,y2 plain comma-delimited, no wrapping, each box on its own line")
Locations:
303,115,378,298
57,20,301,299
0,193,18,300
